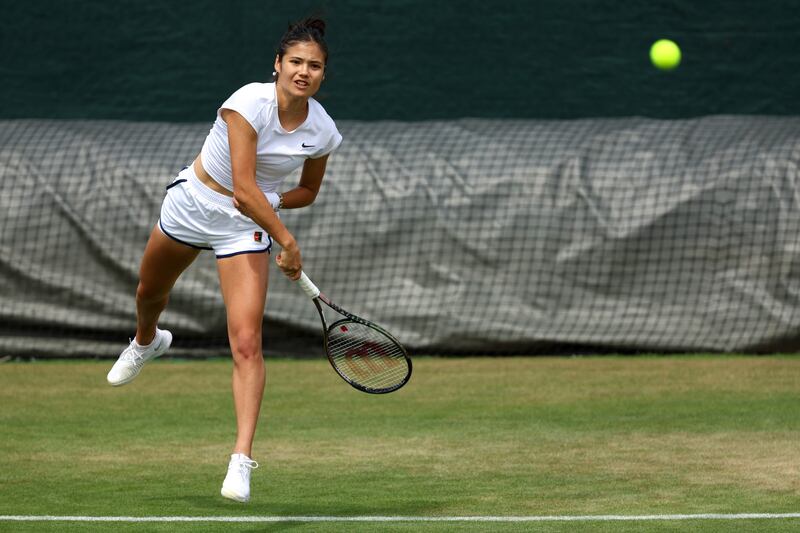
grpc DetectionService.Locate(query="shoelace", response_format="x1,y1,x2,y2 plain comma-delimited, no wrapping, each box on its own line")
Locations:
230,459,259,481
120,343,146,365
121,336,159,364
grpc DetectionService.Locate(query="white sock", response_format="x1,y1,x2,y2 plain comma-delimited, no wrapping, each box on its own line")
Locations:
133,330,159,350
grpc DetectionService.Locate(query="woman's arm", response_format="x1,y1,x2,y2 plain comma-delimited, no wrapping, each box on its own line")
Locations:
223,108,301,279
278,154,330,209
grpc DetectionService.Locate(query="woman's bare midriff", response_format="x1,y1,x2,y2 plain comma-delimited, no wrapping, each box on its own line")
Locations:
193,156,234,197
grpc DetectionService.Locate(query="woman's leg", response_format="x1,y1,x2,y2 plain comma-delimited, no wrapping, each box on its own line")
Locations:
216,251,270,458
107,225,201,386
136,225,202,344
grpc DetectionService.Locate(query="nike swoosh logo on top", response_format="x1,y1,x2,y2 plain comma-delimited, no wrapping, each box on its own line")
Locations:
302,142,315,148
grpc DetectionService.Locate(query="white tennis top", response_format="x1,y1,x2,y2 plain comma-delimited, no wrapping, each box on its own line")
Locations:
200,82,342,195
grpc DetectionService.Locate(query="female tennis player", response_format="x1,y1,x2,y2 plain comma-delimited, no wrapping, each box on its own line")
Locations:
106,17,341,503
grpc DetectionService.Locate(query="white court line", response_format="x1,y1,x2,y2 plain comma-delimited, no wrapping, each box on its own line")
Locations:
1,514,799,522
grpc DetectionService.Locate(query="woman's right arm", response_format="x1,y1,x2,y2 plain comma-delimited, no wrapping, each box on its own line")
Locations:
223,109,302,279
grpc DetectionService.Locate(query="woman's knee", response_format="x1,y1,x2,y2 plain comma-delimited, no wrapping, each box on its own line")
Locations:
136,280,168,305
230,330,263,363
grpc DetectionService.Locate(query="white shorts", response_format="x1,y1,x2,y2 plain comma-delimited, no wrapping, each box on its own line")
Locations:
158,166,273,258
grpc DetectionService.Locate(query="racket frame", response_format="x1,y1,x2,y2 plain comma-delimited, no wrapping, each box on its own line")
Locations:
298,272,412,394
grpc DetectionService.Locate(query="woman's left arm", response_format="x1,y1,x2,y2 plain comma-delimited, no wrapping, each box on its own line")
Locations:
279,155,330,209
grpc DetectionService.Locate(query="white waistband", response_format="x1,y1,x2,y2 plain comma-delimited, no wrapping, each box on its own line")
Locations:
180,165,236,210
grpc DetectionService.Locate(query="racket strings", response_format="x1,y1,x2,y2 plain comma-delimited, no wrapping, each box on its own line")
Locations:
327,322,409,391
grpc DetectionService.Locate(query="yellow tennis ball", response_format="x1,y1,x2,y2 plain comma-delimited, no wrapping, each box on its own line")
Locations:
650,39,681,70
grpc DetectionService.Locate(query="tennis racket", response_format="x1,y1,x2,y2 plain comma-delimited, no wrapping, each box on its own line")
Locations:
297,272,412,394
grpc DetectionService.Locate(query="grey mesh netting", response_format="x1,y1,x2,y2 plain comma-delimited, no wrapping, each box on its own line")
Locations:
1,117,799,357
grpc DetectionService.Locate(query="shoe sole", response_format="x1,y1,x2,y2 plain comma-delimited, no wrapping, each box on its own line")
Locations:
109,375,136,387
108,330,173,387
221,487,249,503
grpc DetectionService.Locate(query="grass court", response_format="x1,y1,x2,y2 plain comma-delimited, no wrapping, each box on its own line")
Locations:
1,356,799,532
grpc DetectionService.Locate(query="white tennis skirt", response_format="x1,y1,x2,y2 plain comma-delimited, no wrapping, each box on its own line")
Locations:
158,165,273,258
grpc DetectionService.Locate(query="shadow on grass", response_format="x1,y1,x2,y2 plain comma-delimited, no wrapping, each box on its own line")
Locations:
177,493,443,516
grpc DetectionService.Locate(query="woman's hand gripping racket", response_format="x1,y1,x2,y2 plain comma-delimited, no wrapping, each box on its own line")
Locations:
297,272,412,394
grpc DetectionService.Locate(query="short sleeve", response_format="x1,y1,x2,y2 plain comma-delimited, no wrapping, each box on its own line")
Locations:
218,83,267,133
314,129,343,159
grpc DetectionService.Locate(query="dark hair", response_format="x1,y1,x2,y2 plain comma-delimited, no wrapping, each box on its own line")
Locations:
275,17,329,65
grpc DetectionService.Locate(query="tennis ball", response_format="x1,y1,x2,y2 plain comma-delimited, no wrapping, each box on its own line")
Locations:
650,39,681,70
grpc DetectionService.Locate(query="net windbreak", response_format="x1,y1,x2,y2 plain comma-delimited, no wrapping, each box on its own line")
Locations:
1,117,799,356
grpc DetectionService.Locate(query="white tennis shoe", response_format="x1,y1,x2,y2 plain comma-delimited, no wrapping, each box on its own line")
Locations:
106,328,172,386
221,453,259,503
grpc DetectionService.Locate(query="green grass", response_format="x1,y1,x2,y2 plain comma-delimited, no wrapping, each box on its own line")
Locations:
1,356,799,532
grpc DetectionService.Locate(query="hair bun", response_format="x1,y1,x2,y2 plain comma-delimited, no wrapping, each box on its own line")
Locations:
277,16,329,63
302,17,326,36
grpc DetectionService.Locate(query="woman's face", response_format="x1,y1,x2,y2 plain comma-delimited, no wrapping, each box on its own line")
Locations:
274,41,326,100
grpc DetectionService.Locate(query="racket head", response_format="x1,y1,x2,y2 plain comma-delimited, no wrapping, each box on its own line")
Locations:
324,318,412,394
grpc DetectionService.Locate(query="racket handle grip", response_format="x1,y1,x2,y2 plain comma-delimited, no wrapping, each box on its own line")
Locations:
297,271,320,299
